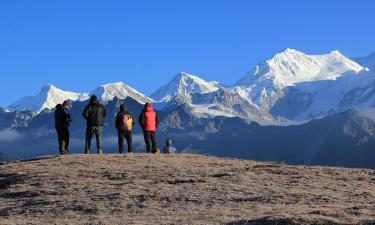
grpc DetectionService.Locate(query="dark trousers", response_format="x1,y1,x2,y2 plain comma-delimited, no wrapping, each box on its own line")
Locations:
56,126,69,155
85,126,103,153
118,130,133,153
143,130,158,153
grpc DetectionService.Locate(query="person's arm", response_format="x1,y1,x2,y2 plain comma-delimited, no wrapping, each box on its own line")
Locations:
138,112,145,127
102,105,106,118
82,105,89,119
67,113,72,124
155,113,159,128
115,113,120,130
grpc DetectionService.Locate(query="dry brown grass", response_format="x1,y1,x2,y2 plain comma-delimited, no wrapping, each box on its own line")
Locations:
0,154,374,225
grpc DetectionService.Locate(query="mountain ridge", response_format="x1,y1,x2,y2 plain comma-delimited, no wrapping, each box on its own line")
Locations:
4,49,375,123
7,84,89,113
90,82,153,104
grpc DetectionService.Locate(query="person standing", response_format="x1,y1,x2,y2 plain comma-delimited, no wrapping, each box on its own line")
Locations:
82,95,106,154
54,101,72,155
139,102,159,153
115,103,134,154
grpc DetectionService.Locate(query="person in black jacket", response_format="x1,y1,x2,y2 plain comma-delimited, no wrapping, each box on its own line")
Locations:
82,95,106,154
55,101,72,155
115,103,134,154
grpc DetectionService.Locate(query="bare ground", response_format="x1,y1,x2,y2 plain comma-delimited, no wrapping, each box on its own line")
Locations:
0,154,374,225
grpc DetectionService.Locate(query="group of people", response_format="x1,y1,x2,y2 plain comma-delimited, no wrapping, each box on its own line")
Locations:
54,95,176,155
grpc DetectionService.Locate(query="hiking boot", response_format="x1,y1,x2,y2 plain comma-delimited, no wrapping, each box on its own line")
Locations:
98,149,103,154
85,150,90,154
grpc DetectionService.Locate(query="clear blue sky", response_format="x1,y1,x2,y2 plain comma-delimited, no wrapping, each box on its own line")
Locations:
1,0,374,106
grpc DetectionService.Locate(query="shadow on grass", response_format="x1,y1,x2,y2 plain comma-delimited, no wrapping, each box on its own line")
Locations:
225,218,375,225
0,173,28,190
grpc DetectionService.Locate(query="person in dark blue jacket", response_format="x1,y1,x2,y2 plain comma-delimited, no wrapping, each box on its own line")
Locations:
54,101,72,155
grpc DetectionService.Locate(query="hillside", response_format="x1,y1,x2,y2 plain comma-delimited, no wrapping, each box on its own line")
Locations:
0,154,374,225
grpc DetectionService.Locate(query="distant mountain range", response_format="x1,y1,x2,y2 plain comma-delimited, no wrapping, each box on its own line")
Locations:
1,49,374,168
4,49,375,123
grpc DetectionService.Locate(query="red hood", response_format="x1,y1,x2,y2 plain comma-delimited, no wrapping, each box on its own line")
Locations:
145,104,153,111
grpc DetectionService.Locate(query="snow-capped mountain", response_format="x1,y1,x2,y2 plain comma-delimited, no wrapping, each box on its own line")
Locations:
90,82,153,104
150,72,272,121
233,49,365,112
151,72,220,102
354,52,375,71
3,49,374,123
8,85,89,113
7,82,153,113
236,48,364,87
270,70,375,120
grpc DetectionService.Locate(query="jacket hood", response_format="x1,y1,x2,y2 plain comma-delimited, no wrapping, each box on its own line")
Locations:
90,100,100,105
145,104,153,111
145,102,154,111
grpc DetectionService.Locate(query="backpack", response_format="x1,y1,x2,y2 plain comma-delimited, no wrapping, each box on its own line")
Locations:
119,114,133,131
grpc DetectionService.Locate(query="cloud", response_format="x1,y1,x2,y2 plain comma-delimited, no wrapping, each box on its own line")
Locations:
0,129,24,142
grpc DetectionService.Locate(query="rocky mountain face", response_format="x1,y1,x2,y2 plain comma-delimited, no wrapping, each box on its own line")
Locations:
0,107,35,129
270,71,375,120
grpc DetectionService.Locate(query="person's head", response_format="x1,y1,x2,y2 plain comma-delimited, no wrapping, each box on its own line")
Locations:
90,95,98,103
166,139,172,147
62,100,70,109
56,104,62,109
144,102,153,111
120,103,126,112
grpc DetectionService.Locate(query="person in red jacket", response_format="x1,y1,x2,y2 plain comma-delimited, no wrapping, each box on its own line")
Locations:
138,102,159,153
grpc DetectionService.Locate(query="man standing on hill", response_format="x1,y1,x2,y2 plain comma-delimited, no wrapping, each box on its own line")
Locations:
139,102,159,153
82,95,106,154
54,101,72,155
115,103,134,154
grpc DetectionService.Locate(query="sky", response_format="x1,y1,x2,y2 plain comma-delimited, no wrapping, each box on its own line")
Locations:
0,0,375,106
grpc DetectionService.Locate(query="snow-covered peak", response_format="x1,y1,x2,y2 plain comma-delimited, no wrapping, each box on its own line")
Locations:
236,49,364,88
8,84,89,113
90,82,153,104
151,72,220,102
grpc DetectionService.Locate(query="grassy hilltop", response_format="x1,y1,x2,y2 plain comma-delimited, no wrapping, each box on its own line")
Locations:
0,154,374,225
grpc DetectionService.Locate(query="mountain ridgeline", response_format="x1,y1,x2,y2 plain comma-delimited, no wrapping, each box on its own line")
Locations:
0,49,374,168
1,97,375,168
